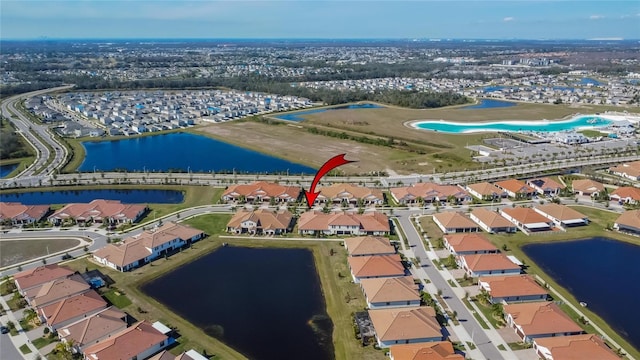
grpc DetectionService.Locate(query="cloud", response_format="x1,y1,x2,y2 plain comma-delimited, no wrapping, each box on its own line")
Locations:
589,15,604,20
503,17,515,22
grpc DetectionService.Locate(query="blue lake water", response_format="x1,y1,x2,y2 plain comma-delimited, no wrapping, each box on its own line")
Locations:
79,132,315,174
523,238,640,350
463,99,517,109
274,103,383,121
0,189,184,204
412,115,611,134
580,77,602,86
0,164,18,178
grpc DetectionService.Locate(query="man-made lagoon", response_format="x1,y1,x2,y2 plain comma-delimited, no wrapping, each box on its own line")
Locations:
274,103,383,121
0,189,184,205
141,246,334,360
79,132,315,174
0,163,18,178
523,237,640,350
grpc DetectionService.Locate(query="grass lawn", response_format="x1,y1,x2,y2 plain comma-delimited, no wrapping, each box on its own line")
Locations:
102,288,132,308
508,342,532,351
19,344,32,354
471,300,506,329
32,336,58,349
418,215,445,242
7,294,26,311
0,239,81,267
497,344,507,351
0,156,35,178
0,280,17,296
59,136,86,173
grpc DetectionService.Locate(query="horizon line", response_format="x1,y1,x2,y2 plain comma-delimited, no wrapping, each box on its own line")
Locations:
1,37,639,42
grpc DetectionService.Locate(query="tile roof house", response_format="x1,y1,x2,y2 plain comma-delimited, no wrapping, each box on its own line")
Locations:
58,307,128,351
432,212,480,234
614,210,640,235
391,183,470,205
82,321,169,360
149,349,209,360
226,209,294,235
465,182,506,201
25,273,91,309
298,211,390,236
609,160,640,181
571,179,605,197
368,306,443,348
610,186,640,205
459,254,521,277
470,208,517,233
526,177,566,196
221,181,301,203
389,342,465,360
14,264,75,294
443,233,498,255
360,276,421,309
533,334,620,360
348,254,406,283
93,222,205,272
344,236,396,257
49,199,147,226
478,275,548,304
533,204,588,228
500,207,555,234
494,179,536,199
0,202,50,225
503,302,584,343
316,183,384,206
39,289,107,330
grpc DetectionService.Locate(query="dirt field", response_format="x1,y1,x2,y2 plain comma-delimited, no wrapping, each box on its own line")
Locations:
0,238,81,267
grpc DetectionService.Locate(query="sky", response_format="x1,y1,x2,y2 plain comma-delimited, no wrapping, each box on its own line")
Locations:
1,0,639,40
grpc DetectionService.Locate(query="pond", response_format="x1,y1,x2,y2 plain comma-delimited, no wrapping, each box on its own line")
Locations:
0,163,18,178
0,189,184,204
141,246,334,360
274,103,383,121
462,99,517,109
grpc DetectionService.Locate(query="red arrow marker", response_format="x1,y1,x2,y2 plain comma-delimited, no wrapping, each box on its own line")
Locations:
304,154,356,209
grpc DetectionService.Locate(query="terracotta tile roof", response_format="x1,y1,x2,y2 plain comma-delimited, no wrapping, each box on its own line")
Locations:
391,183,468,202
0,202,50,222
344,236,395,256
501,207,551,225
226,209,293,230
360,276,420,304
461,254,521,272
534,204,587,221
609,160,640,178
433,212,478,229
348,255,405,278
149,350,207,360
83,321,168,360
49,199,146,222
470,208,515,228
317,183,383,202
14,264,74,291
571,179,604,193
527,177,566,191
369,306,441,342
443,233,498,253
390,342,464,360
222,181,301,201
615,210,640,228
478,275,548,299
41,289,107,327
466,182,504,196
534,334,619,360
494,179,535,194
59,307,127,348
611,186,640,201
298,211,390,232
28,274,90,308
504,302,583,336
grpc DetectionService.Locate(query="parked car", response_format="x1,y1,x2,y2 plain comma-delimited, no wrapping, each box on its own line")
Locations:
0,325,9,334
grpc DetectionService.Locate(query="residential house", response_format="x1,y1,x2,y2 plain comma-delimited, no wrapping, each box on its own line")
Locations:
297,211,390,236
58,307,128,352
533,334,620,360
459,254,521,277
432,212,480,234
360,276,421,309
610,186,640,205
466,182,507,201
316,183,384,206
49,199,148,226
368,306,442,348
93,222,205,272
503,302,584,342
82,321,169,360
13,264,75,294
149,349,209,360
609,160,640,181
39,290,107,330
0,202,50,226
344,236,396,257
478,275,548,304
526,177,566,196
221,181,301,203
226,209,294,235
470,208,517,233
494,179,536,199
391,183,470,205
571,179,605,197
25,274,91,309
443,233,498,255
389,342,464,360
533,204,588,228
614,210,640,235
347,254,406,283
500,207,555,234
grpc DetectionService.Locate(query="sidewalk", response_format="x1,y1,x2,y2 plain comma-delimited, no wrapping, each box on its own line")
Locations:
0,288,42,360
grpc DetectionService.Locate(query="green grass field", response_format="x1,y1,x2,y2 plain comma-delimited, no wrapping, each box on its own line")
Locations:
0,239,81,267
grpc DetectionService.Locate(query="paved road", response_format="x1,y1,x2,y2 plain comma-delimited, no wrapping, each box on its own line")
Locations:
0,333,23,360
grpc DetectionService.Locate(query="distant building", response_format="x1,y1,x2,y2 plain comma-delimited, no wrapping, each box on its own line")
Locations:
0,202,50,226
614,210,640,235
226,209,294,235
298,211,390,236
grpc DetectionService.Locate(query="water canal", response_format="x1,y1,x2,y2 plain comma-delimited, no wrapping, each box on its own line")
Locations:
0,189,184,204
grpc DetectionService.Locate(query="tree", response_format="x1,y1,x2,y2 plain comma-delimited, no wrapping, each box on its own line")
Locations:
54,340,75,360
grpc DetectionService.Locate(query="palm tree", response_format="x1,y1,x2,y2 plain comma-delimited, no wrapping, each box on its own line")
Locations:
54,340,75,360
